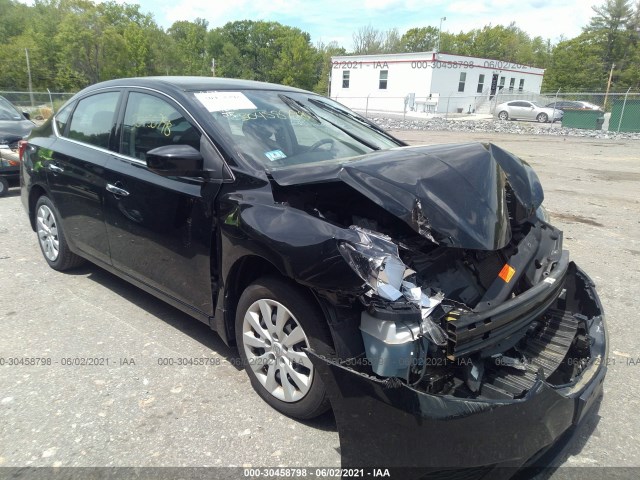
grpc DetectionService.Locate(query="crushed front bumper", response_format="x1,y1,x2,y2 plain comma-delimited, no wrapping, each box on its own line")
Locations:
308,263,606,477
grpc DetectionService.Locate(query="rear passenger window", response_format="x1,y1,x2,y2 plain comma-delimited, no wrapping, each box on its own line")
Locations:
67,92,120,149
121,92,201,161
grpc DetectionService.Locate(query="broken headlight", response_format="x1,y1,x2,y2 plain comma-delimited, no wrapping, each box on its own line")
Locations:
338,227,409,301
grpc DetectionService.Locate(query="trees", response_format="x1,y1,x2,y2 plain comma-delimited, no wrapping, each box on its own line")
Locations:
1,0,637,95
401,27,439,52
544,0,640,90
206,21,320,90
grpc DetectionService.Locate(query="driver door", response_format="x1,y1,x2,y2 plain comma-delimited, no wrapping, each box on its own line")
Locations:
102,90,222,316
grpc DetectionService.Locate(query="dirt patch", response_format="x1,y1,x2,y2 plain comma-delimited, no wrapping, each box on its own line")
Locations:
586,170,640,182
550,212,604,227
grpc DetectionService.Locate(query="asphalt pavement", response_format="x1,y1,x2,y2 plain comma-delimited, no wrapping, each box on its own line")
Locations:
1,131,639,477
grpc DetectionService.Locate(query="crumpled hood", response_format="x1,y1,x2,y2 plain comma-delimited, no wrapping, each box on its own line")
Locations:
269,142,544,250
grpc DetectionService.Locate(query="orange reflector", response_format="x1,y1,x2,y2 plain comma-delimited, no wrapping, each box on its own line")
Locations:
498,264,516,283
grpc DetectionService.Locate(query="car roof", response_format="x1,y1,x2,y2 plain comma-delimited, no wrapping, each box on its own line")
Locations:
82,76,310,95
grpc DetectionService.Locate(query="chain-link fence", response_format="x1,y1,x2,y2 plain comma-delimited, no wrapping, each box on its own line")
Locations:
0,90,76,120
333,89,640,132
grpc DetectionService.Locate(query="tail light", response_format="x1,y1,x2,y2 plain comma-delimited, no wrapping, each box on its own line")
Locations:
18,140,28,163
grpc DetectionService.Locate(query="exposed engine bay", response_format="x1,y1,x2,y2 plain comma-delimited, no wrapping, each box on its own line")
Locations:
272,178,599,401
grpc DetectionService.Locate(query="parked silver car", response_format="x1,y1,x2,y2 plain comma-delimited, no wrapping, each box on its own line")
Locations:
495,100,562,123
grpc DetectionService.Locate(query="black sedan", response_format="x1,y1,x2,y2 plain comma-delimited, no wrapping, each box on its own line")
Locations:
20,77,607,475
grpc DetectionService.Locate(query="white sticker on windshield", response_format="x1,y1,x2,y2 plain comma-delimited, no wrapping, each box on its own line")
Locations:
194,91,256,112
265,150,287,162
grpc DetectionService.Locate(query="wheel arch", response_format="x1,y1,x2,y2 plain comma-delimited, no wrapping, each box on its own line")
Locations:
27,183,49,231
216,255,329,348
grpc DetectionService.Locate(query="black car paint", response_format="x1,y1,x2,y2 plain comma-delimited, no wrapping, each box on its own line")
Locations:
20,77,606,473
269,142,544,250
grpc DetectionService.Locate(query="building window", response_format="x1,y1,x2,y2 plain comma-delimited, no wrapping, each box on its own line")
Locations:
477,74,485,93
518,79,525,92
499,76,505,89
458,72,466,92
509,78,515,91
342,71,350,89
379,70,388,89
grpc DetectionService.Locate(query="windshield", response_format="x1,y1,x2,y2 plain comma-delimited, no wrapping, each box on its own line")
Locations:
531,102,545,108
192,90,402,169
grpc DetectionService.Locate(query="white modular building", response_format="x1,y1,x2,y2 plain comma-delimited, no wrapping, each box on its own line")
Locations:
329,52,545,115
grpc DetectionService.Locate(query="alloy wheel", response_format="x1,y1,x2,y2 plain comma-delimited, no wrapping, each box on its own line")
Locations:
37,205,59,261
242,299,313,403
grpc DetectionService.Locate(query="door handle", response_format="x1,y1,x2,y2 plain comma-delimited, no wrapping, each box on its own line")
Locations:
48,163,64,173
106,183,130,197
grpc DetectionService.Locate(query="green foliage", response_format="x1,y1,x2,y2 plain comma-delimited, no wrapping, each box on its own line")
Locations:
544,0,639,90
206,20,319,90
0,0,638,94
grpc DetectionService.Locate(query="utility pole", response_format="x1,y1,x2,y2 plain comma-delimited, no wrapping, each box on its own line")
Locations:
211,58,216,77
603,63,615,110
25,48,35,107
437,17,447,53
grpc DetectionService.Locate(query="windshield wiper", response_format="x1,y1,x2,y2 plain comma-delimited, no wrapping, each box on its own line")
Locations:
280,94,380,150
278,94,321,123
308,98,404,145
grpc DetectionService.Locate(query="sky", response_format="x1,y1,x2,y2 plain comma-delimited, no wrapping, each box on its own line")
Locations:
144,0,597,47
18,0,598,48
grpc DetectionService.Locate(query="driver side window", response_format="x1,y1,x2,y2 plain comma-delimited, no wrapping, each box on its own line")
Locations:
121,92,201,161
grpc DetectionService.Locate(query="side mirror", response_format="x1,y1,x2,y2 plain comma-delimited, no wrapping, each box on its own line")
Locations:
22,111,31,120
146,144,204,177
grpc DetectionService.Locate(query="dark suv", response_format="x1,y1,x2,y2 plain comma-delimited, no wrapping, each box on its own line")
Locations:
20,77,607,473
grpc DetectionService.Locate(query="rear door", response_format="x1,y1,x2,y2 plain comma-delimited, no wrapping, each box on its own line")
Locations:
46,90,123,264
102,89,221,316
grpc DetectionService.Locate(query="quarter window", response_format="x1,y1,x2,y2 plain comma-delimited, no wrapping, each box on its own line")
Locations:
458,72,466,92
54,102,74,136
342,71,350,88
379,70,388,90
67,92,120,149
121,92,201,161
477,74,485,94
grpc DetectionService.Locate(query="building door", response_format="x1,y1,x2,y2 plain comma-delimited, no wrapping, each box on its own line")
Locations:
490,74,499,99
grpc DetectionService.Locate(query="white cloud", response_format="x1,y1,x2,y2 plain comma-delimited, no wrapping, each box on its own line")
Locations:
441,0,594,42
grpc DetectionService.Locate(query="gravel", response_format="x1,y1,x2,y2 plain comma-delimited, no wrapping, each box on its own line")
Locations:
371,116,640,140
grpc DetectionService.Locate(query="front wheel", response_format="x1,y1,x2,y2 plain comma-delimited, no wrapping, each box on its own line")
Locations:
498,111,509,120
537,113,549,123
235,276,334,419
34,195,85,271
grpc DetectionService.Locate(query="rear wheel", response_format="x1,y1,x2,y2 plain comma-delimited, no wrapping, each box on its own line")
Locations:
537,112,549,123
35,195,85,271
235,276,334,419
0,177,8,197
498,111,509,120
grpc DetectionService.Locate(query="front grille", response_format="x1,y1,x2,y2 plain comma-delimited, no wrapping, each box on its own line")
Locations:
482,309,578,398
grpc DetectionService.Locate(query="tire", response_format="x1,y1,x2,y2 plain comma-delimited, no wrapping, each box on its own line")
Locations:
498,111,509,120
0,177,8,197
235,276,334,419
34,195,85,271
537,113,549,123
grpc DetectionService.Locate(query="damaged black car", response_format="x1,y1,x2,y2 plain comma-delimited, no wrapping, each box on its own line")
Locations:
20,77,607,474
